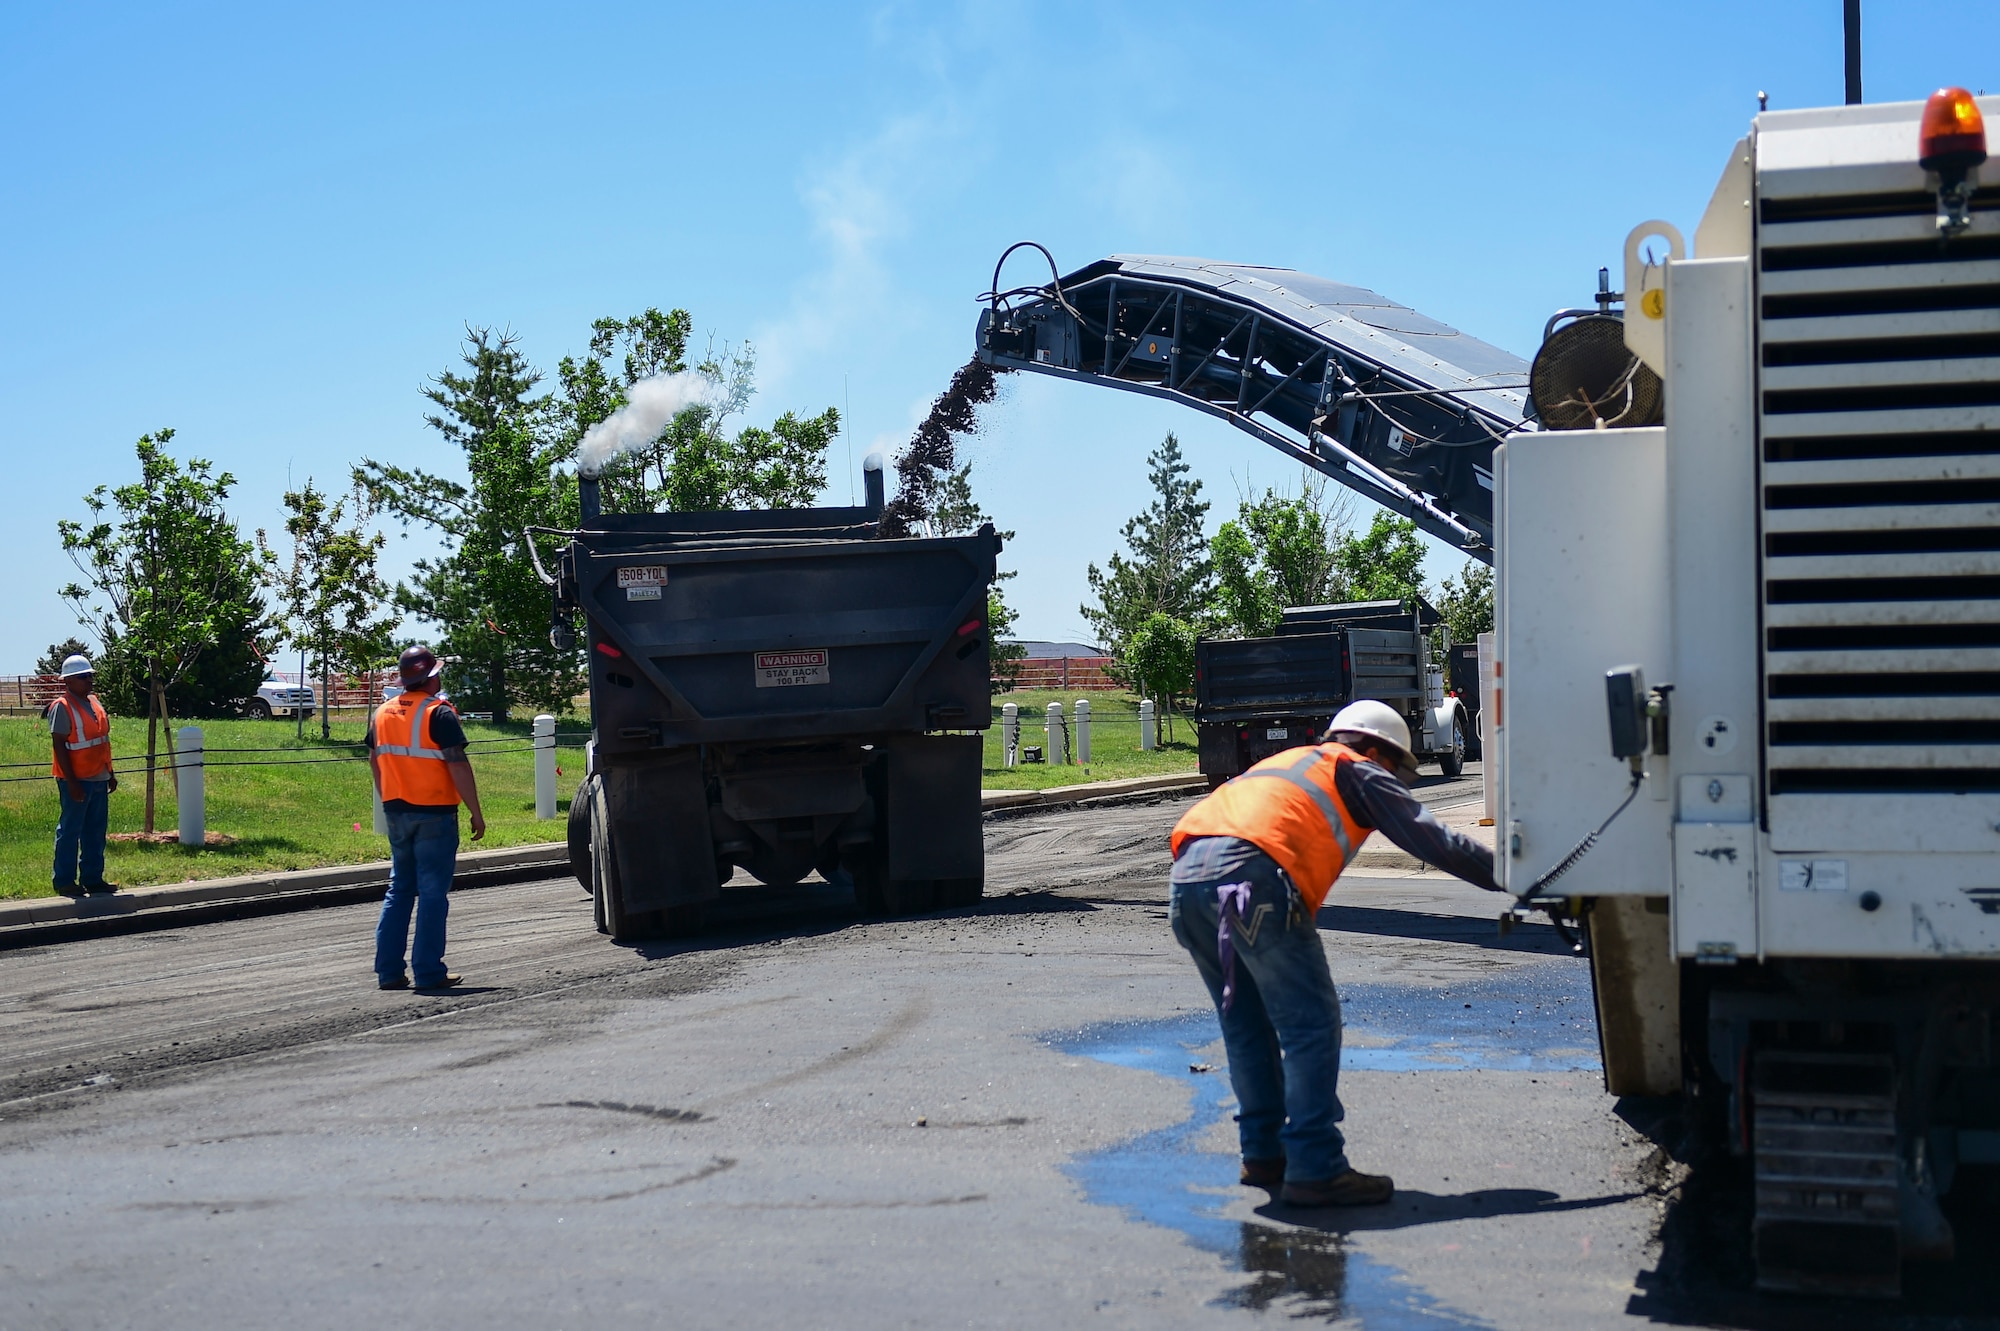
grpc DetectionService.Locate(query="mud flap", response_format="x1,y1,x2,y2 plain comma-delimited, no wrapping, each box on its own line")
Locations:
1586,895,1680,1096
601,750,719,911
885,734,983,883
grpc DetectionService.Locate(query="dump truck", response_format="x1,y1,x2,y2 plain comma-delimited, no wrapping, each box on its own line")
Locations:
1192,598,1469,786
550,458,999,940
1495,89,2000,1296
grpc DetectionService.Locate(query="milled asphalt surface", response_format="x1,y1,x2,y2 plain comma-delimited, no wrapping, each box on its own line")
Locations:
2,766,1994,1329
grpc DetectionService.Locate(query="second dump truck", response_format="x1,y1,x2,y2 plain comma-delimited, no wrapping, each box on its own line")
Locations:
1193,598,1471,786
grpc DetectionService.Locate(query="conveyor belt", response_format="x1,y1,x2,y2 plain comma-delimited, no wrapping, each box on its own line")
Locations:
975,247,1533,559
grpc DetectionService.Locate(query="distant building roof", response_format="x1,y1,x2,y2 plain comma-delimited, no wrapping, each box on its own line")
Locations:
1011,641,1107,659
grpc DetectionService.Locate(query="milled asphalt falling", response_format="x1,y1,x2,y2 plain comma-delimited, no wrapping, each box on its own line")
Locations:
2,766,1994,1329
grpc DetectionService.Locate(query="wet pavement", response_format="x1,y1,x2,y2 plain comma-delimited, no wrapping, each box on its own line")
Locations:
0,778,1991,1328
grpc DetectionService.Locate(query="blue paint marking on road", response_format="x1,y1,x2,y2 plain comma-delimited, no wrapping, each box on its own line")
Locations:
1050,1014,1492,1327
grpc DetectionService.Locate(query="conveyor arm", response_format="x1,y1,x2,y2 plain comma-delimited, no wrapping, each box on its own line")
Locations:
974,245,1532,560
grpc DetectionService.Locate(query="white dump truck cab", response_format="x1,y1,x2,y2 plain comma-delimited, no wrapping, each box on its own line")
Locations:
1495,89,2000,1297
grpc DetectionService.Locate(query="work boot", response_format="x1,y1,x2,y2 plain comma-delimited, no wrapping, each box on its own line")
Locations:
378,976,410,991
82,882,118,895
414,973,464,991
52,883,84,898
1240,1157,1286,1190
1280,1169,1395,1207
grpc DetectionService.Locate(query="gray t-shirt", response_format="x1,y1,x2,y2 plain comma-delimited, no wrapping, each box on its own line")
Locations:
49,696,112,782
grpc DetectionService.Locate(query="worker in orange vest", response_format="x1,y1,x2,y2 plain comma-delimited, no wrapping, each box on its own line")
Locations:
368,645,485,991
1168,700,1499,1207
49,654,118,896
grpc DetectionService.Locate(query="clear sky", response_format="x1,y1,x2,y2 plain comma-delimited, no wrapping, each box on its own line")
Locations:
3,1,1993,666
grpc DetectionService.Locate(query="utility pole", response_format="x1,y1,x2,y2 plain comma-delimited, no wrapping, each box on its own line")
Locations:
1843,0,1862,105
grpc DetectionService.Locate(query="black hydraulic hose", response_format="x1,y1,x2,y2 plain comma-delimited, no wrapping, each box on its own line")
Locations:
1517,769,1643,900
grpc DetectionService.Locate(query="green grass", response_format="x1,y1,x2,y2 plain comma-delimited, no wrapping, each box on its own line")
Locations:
978,689,1199,790
0,712,588,901
0,693,1198,900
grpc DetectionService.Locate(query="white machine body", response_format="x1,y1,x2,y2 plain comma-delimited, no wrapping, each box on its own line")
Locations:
1497,95,2000,964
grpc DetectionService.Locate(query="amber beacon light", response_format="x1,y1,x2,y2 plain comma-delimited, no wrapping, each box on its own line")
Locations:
1920,87,1987,237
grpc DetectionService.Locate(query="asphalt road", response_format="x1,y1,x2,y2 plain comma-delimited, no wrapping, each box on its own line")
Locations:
2,768,1993,1329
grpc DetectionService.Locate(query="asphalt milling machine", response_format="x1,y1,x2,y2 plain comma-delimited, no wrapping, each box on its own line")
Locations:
976,87,2000,1304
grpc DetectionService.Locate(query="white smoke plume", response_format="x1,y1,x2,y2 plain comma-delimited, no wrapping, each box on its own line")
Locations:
576,371,715,478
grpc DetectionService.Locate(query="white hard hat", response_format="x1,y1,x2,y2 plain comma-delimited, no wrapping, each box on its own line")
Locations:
60,654,94,678
1326,699,1414,765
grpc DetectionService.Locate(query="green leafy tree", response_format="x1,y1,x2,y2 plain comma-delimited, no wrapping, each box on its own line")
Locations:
928,462,1025,692
356,328,580,720
1437,559,1494,645
1335,511,1428,602
1211,478,1350,637
258,479,400,739
35,638,92,676
58,430,263,830
1125,613,1199,741
1083,432,1214,661
552,312,836,514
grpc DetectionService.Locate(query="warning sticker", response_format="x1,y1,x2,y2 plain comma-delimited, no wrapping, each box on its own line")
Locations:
755,649,829,688
1779,859,1848,892
618,566,669,601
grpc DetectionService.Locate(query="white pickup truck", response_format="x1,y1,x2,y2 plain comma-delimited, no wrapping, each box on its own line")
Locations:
247,674,315,720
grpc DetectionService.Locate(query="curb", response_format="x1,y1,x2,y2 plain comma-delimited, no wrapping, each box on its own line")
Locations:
0,772,1208,949
979,772,1207,813
0,843,571,951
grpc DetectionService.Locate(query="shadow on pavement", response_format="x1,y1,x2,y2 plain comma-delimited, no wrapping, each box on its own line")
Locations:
624,880,1098,961
1318,903,1573,955
1259,1186,1641,1234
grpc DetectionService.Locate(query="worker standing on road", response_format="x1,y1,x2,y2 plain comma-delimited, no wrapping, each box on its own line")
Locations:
368,645,485,992
1168,699,1499,1207
48,654,118,897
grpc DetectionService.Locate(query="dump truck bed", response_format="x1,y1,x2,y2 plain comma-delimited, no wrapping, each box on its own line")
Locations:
571,507,999,753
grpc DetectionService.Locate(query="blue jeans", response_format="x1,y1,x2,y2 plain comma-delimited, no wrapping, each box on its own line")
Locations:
53,780,110,888
375,806,459,986
1169,835,1349,1182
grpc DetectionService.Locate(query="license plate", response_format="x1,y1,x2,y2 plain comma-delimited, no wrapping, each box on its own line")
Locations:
1266,727,1289,741
618,566,670,600
755,649,829,688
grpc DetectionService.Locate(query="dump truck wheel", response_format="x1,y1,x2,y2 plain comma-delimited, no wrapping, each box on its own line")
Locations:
934,875,983,910
660,903,706,938
568,777,595,894
1438,716,1465,781
591,785,656,942
880,876,938,915
846,849,889,917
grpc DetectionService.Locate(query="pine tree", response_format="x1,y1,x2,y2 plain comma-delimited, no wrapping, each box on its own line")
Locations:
1081,432,1213,653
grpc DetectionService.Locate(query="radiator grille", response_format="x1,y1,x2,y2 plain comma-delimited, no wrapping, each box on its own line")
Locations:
1759,185,2000,796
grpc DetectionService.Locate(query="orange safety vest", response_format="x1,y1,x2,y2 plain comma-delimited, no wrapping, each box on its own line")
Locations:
1170,742,1373,913
372,692,461,807
49,693,112,780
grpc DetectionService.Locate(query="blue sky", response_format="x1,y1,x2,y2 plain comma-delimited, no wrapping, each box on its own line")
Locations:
3,1,1993,665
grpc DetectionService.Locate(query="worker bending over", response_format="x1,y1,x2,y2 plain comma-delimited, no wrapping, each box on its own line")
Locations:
1168,700,1499,1207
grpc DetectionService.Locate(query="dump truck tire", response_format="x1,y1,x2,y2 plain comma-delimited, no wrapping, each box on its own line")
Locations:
935,875,983,910
569,777,596,894
1438,716,1465,781
591,781,662,943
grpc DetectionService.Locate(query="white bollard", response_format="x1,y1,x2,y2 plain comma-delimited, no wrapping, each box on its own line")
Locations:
175,726,204,848
1046,701,1066,767
1140,698,1157,751
1001,702,1019,767
372,785,388,836
1074,698,1091,765
533,714,557,820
